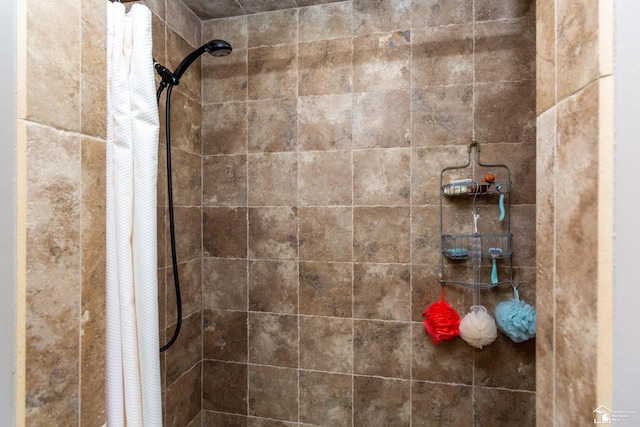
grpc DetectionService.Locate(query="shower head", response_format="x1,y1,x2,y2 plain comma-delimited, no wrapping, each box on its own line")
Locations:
171,39,233,81
204,39,232,57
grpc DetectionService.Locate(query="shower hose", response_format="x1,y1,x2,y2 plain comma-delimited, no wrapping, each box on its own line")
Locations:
157,82,181,352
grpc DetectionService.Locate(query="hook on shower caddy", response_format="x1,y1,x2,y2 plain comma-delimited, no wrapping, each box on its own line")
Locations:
439,141,515,290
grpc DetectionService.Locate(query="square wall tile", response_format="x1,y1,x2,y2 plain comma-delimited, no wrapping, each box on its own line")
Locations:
412,0,472,28
203,309,248,363
248,312,298,368
298,150,352,206
203,361,248,415
354,206,410,263
248,44,297,100
299,371,353,425
298,38,353,96
248,153,297,206
298,2,352,42
299,207,353,262
249,260,298,313
353,31,411,93
299,261,353,317
411,382,473,426
353,376,411,427
352,0,411,35
353,148,410,205
248,365,298,421
353,90,411,149
203,48,248,104
297,94,352,151
247,98,297,153
202,258,248,310
412,323,473,384
299,316,353,373
353,263,411,321
203,207,248,258
202,102,248,156
203,154,247,207
248,207,298,260
247,9,297,48
354,320,411,378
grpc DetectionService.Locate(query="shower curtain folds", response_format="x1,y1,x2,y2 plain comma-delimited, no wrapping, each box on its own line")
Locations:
106,2,162,425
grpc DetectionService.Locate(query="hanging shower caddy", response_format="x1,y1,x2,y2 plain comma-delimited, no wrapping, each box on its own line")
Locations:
439,141,513,291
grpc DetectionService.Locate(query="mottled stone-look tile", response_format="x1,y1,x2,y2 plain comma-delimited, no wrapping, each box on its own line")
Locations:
474,388,536,427
411,85,473,147
353,0,411,35
248,313,298,368
165,312,202,384
247,99,297,153
248,365,298,421
474,80,536,143
202,258,248,310
202,15,248,52
555,82,599,424
412,264,472,322
165,363,202,427
475,0,534,21
26,124,80,426
353,148,410,205
298,207,353,262
248,44,297,100
411,382,473,426
81,0,107,139
412,323,473,384
354,206,410,263
353,263,411,321
480,141,537,205
556,0,600,101
170,149,202,206
298,38,352,96
247,418,297,427
412,0,472,28
203,361,248,415
412,24,474,88
249,153,298,206
299,316,353,373
184,0,245,20
166,259,202,321
536,0,556,114
241,0,297,15
353,90,411,149
510,204,537,267
248,207,298,260
203,207,248,258
535,108,556,423
166,29,200,103
411,145,468,206
165,90,202,155
249,260,298,313
299,2,352,42
299,261,353,317
26,0,80,131
202,102,248,155
475,17,536,83
353,31,411,93
353,376,410,427
203,154,247,207
168,206,202,262
247,9,297,47
202,411,248,426
299,371,353,426
203,48,248,104
203,309,248,363
354,320,411,378
299,150,352,206
475,333,536,390
297,94,352,151
166,0,201,46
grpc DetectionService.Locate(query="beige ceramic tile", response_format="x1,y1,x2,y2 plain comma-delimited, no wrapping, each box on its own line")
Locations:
202,102,248,155
203,360,247,414
27,0,80,131
412,382,473,426
353,90,411,149
248,260,298,313
412,0,472,28
247,99,297,153
297,94,352,151
298,150,352,206
167,0,201,47
202,15,248,51
248,313,298,367
536,0,556,114
248,44,297,100
298,38,353,96
352,0,411,35
298,2,352,42
247,9,297,47
353,31,411,93
299,371,352,425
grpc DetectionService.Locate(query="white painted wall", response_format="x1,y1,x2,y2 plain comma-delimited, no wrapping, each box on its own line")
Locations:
0,0,16,423
614,2,640,424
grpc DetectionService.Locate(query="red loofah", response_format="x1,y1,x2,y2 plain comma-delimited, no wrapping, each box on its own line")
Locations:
423,288,461,345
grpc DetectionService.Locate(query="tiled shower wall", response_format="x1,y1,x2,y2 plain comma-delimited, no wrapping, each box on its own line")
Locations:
535,0,614,425
199,0,536,425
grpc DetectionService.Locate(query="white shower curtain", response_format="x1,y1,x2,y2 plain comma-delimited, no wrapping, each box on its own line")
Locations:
106,2,162,426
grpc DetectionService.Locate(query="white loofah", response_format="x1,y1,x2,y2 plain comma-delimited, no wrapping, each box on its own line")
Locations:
459,305,498,349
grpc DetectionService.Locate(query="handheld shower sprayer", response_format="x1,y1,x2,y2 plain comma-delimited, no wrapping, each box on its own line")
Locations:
155,39,232,352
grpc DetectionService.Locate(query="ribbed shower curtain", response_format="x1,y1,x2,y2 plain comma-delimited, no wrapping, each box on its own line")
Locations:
106,2,162,425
